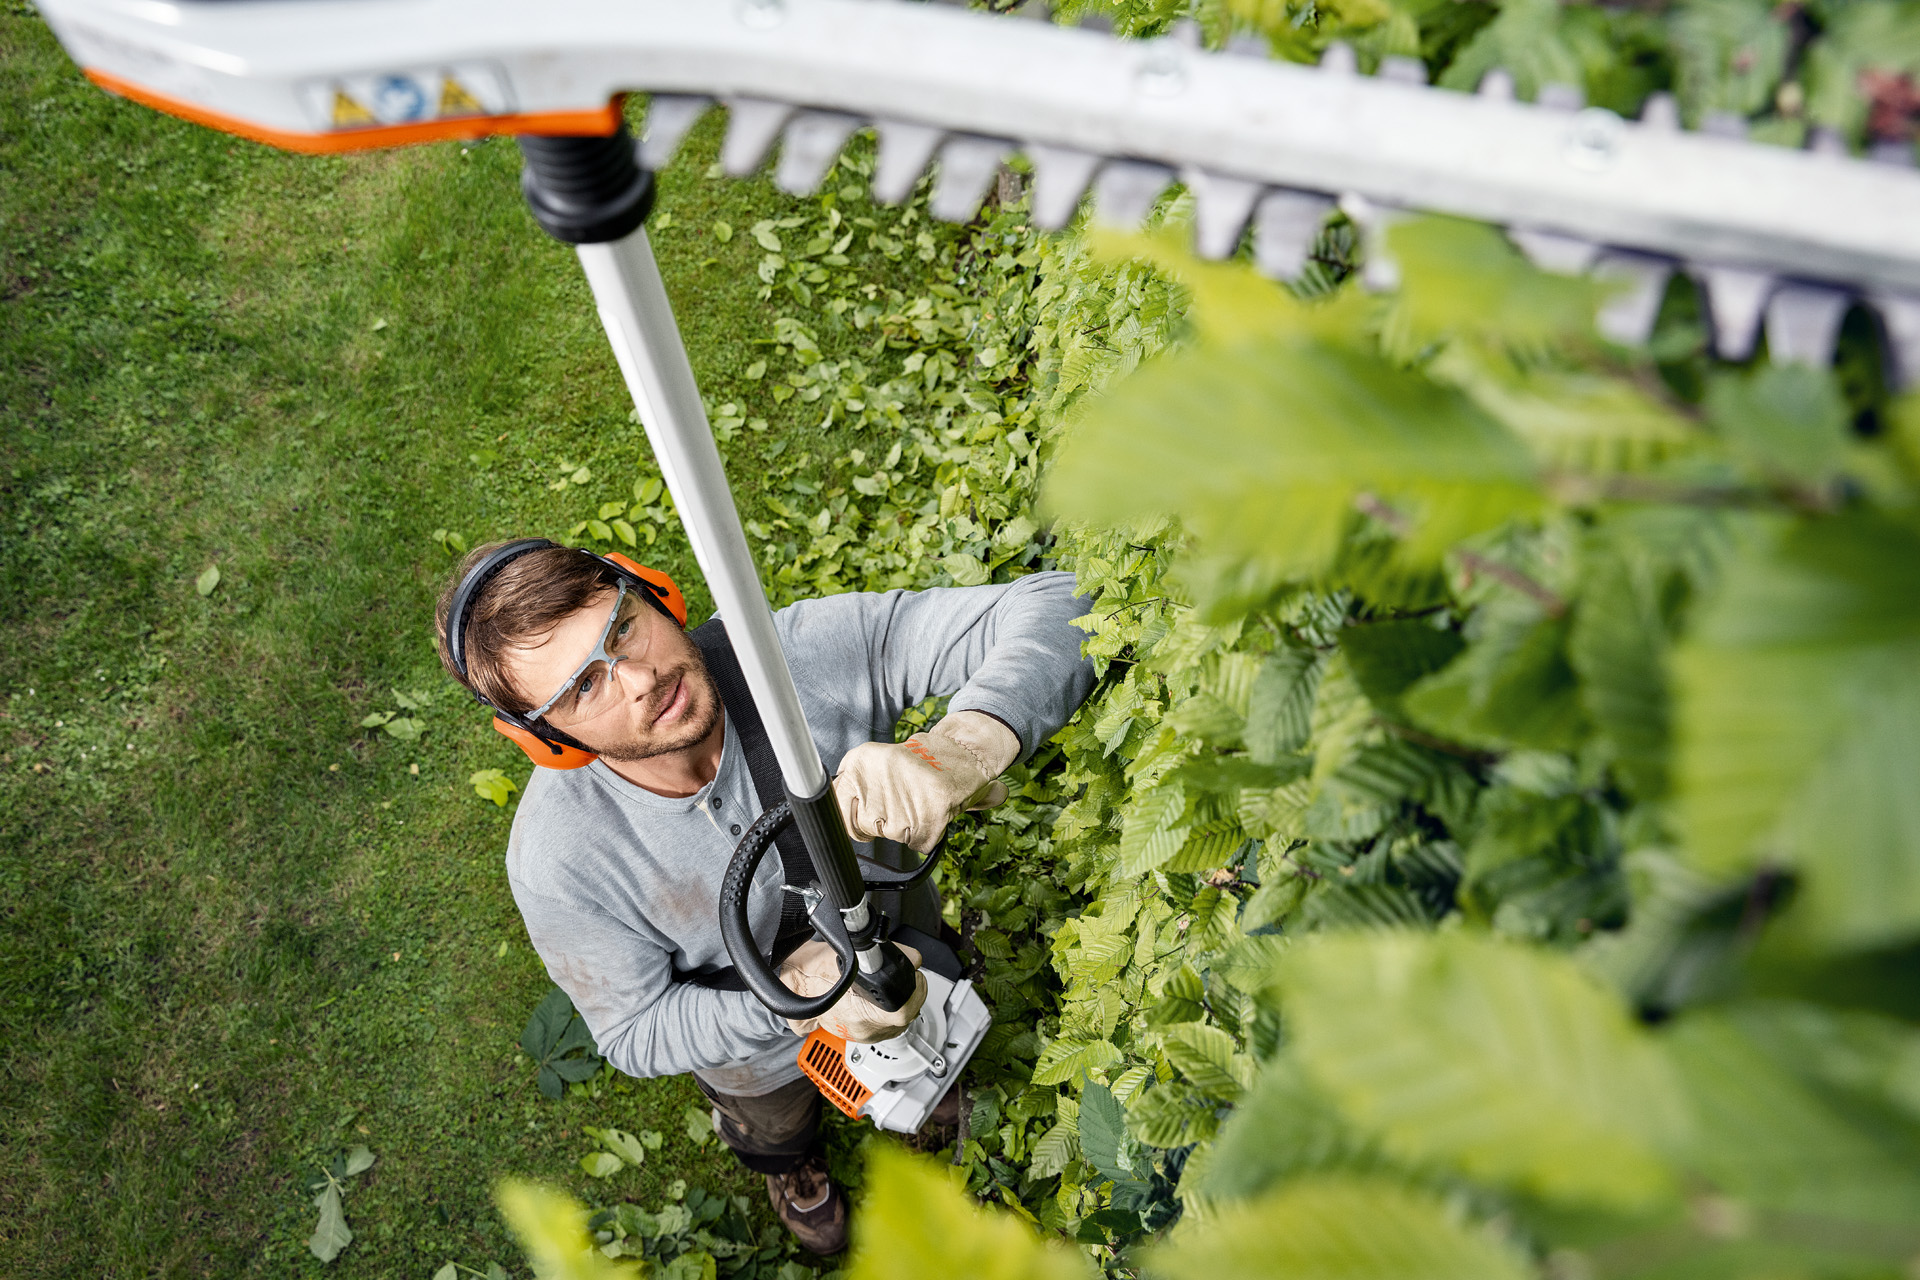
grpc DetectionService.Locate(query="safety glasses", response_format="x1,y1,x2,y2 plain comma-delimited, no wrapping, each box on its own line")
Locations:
526,583,635,723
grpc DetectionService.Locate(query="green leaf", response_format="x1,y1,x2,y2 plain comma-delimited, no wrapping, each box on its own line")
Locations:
1114,782,1189,879
1246,647,1322,762
940,553,991,587
1278,930,1688,1210
611,519,637,547
1706,364,1853,484
383,716,424,742
522,986,575,1058
469,768,520,807
1569,529,1670,798
1161,1022,1251,1100
342,1145,374,1177
634,477,663,505
1185,1057,1385,1205
1674,512,1920,949
433,1264,457,1280
683,1102,713,1146
1027,1120,1080,1179
359,711,394,728
1669,0,1791,121
1338,621,1466,723
308,1180,352,1263
579,1151,624,1179
1434,0,1591,103
196,564,221,597
495,1179,644,1280
1664,1001,1920,1225
1046,332,1543,584
847,1147,1093,1280
1147,1175,1532,1280
586,1126,648,1164
1127,1083,1222,1149
1405,609,1587,753
1078,1081,1137,1185
1029,1037,1122,1087
1386,215,1602,350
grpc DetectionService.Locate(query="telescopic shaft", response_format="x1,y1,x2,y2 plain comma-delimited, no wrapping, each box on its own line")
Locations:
517,125,917,1013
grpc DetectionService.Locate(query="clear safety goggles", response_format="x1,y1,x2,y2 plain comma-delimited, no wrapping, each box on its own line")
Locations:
526,583,640,723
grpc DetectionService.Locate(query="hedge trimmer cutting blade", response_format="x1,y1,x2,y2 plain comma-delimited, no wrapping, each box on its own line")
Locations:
37,0,1920,375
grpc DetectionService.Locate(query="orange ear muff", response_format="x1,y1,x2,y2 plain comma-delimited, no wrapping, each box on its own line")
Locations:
604,552,687,628
493,716,599,770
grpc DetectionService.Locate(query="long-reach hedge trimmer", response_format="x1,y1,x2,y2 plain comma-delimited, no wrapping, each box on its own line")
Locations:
33,0,1920,1132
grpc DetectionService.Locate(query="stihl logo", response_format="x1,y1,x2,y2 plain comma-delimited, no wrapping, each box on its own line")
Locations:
905,740,945,771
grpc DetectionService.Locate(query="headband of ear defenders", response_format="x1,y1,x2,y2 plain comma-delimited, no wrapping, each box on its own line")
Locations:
443,539,688,769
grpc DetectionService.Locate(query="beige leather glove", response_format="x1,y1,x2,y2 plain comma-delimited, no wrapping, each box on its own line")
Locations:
780,939,928,1043
833,710,1021,854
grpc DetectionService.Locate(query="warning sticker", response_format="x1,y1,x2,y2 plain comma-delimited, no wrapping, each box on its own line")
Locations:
437,77,486,118
299,62,515,132
330,90,376,128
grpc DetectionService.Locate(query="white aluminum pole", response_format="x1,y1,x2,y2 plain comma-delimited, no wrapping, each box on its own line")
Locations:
575,228,829,799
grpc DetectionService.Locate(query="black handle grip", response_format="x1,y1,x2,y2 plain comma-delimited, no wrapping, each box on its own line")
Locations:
718,803,859,1021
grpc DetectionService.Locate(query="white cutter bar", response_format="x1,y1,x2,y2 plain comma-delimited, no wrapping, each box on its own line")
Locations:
32,0,1920,376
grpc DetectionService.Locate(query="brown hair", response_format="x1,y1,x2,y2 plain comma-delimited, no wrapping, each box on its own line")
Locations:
435,540,622,716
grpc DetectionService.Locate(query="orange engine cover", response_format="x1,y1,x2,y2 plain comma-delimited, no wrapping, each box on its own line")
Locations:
797,1029,873,1121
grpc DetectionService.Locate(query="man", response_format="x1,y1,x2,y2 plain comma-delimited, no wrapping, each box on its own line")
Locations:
434,540,1094,1254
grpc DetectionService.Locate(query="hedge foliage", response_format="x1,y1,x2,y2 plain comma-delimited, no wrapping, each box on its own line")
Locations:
542,0,1920,1271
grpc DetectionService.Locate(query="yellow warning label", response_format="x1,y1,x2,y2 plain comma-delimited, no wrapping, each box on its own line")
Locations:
438,76,485,118
331,90,376,128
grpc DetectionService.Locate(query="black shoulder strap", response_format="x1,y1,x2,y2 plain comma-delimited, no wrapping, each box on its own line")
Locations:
675,618,817,990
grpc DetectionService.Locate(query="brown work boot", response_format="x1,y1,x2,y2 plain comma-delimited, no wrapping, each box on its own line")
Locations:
766,1152,848,1256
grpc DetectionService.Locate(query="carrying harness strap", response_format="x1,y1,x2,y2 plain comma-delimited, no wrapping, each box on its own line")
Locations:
672,618,819,991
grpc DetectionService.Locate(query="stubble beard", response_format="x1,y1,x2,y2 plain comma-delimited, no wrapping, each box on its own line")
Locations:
587,646,723,764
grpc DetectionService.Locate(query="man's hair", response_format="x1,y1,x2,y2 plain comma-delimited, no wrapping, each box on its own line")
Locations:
435,540,622,717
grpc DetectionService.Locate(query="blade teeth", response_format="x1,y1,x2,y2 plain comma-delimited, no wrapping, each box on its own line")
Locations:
1695,264,1777,359
1477,68,1516,101
871,120,945,205
1185,168,1263,259
1319,42,1358,75
1701,111,1748,139
1872,139,1916,166
1339,193,1406,290
1026,144,1102,231
1379,56,1427,85
1872,293,1920,389
1593,251,1674,345
1092,160,1175,229
1255,189,1336,281
1639,92,1680,131
721,97,796,177
930,134,1012,223
1765,284,1853,367
776,110,863,196
1537,82,1585,111
1510,228,1602,275
640,95,712,171
1810,126,1849,156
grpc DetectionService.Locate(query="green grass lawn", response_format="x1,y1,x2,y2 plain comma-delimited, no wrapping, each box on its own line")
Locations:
1,13,968,1276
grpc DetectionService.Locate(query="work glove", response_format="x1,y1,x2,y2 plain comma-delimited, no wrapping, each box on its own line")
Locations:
779,939,927,1043
833,710,1021,855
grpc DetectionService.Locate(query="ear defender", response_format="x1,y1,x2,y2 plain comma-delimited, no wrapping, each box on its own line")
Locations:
446,539,687,771
492,714,599,769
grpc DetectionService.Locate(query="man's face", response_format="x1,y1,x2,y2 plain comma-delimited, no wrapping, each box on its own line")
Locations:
502,587,720,762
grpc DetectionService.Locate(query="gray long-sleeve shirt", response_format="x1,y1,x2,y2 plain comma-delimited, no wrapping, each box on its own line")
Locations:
505,573,1094,1096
